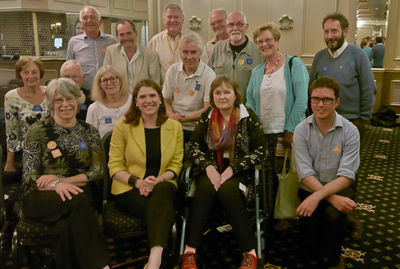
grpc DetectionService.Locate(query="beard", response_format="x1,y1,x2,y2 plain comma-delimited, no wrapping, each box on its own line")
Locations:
325,32,345,51
230,31,243,42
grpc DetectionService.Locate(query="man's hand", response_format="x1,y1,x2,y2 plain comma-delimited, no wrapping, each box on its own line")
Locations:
296,193,321,217
329,195,357,212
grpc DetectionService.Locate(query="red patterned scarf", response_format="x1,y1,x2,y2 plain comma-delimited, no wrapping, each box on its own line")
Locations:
209,107,240,173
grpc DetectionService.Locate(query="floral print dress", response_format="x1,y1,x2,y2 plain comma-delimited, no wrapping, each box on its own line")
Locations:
5,89,48,153
22,117,102,197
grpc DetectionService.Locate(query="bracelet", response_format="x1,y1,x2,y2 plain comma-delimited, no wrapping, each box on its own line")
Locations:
161,175,165,182
51,180,61,191
128,175,140,187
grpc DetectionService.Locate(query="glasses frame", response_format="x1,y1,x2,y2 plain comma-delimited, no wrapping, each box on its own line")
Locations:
256,38,275,46
54,96,77,105
226,22,246,29
100,76,118,85
310,97,336,105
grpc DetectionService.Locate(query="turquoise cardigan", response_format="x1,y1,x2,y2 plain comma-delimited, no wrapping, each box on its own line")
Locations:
246,54,309,133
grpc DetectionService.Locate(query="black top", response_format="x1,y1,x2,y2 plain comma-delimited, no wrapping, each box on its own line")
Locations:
76,87,93,121
144,128,161,178
230,36,249,55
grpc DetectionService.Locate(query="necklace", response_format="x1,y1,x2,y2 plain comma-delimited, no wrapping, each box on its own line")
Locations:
265,53,282,77
114,108,120,112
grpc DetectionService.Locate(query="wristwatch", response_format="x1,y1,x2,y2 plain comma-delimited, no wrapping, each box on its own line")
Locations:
51,180,61,191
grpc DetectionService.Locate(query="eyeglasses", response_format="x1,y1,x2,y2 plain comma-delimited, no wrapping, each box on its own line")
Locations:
210,19,225,27
165,15,182,21
100,76,118,85
61,75,83,80
310,97,336,105
227,22,246,28
54,97,76,105
256,38,275,45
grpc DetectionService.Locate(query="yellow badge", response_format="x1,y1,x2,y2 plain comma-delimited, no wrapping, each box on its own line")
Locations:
238,59,244,65
51,149,62,158
189,90,195,96
47,141,57,150
332,145,342,155
340,66,343,69
101,47,107,53
169,60,176,66
174,87,180,94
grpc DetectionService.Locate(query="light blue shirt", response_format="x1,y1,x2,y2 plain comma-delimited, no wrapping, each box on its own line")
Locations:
67,31,117,89
293,112,360,185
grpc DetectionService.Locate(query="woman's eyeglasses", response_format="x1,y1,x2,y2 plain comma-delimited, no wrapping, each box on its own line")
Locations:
100,77,118,85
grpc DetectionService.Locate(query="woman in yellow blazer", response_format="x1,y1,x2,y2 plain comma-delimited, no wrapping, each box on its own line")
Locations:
108,79,183,269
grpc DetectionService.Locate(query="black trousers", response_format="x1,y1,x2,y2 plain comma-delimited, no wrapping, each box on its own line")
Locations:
114,182,177,248
186,174,256,252
298,185,355,266
348,118,366,145
23,189,109,269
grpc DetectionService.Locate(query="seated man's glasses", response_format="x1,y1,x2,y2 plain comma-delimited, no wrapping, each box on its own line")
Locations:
310,97,335,105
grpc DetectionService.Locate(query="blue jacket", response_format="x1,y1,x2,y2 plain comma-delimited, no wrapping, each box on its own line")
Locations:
246,55,308,133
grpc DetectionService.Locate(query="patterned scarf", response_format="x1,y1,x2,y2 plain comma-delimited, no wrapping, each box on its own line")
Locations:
209,106,240,173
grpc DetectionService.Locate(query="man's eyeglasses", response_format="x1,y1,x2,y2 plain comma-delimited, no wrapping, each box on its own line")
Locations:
310,97,336,105
100,77,118,85
227,22,246,28
256,38,275,46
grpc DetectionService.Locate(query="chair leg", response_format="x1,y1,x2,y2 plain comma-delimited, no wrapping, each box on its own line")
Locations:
0,221,7,268
179,207,188,256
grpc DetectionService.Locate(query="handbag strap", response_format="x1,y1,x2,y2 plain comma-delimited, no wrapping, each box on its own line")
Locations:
281,149,289,176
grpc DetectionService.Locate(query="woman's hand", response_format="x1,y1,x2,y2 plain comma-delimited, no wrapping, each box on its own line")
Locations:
206,165,221,191
282,131,293,149
135,176,157,196
37,175,62,188
220,167,233,185
54,182,83,202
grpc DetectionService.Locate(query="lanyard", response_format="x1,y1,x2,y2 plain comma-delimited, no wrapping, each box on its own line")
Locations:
165,29,183,56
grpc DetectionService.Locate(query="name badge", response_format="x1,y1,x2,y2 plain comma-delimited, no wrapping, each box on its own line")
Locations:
79,141,88,149
80,104,87,110
51,149,62,158
33,105,42,112
323,66,328,72
195,84,201,91
246,58,253,65
105,118,112,124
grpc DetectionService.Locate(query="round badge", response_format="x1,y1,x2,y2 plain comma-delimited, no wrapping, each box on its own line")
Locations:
174,87,181,94
47,141,57,150
189,90,195,96
238,59,244,65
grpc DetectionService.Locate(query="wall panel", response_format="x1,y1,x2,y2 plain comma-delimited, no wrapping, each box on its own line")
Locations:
301,0,337,59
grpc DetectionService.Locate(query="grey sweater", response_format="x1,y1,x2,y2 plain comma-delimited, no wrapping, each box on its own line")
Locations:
309,44,376,124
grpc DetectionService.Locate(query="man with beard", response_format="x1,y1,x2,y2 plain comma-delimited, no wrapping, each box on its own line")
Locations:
67,6,117,90
162,33,215,143
148,3,208,82
205,8,229,57
104,20,161,93
209,11,264,103
309,12,376,242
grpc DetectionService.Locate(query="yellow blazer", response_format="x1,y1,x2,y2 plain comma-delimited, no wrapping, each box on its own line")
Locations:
108,117,183,195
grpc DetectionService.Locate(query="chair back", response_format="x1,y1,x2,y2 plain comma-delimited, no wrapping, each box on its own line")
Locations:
0,144,6,221
7,79,23,87
101,131,113,208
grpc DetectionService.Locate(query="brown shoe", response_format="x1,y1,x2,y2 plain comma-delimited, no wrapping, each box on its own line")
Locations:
239,253,257,269
329,256,344,269
182,252,197,269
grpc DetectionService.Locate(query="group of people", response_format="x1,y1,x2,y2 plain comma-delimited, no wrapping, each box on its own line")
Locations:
3,3,377,269
360,35,386,68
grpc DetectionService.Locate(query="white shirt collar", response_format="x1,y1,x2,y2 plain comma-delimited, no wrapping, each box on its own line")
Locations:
328,40,348,58
121,44,140,64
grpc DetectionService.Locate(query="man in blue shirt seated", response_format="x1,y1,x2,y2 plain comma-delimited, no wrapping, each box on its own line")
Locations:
293,77,359,269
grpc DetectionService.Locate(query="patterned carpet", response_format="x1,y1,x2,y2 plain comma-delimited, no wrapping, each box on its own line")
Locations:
2,126,400,269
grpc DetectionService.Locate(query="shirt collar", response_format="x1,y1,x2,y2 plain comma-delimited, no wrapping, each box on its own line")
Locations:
328,40,348,58
83,31,105,40
208,104,249,119
308,111,343,130
166,29,184,39
120,43,140,59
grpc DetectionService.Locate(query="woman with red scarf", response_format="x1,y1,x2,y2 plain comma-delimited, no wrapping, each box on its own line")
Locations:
181,76,266,269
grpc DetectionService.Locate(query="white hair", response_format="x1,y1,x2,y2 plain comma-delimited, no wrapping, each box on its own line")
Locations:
80,6,101,22
60,60,83,76
209,8,228,23
46,78,85,111
227,11,247,24
163,3,185,19
179,33,203,54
